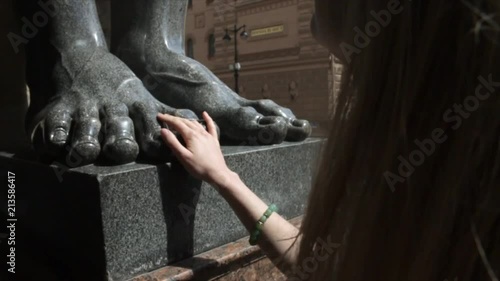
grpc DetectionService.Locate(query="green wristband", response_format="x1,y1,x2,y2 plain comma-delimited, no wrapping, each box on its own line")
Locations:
249,204,278,246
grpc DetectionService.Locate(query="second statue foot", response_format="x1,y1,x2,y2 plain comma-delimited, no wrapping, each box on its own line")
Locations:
117,39,312,145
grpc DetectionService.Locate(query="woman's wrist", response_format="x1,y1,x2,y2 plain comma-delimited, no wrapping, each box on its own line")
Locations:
210,168,241,193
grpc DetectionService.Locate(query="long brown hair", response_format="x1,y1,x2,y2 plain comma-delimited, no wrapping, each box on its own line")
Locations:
298,0,500,280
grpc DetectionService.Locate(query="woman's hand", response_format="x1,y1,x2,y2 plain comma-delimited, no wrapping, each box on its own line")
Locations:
157,112,233,186
159,112,300,272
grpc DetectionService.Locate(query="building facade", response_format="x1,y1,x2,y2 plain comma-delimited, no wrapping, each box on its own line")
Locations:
186,0,334,136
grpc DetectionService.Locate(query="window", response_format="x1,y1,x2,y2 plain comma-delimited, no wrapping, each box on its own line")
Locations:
206,0,215,5
208,33,216,59
188,0,193,9
186,38,194,59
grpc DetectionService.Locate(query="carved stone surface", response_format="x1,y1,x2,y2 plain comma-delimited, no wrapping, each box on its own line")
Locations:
114,0,311,144
21,0,197,167
0,138,323,281
18,0,312,165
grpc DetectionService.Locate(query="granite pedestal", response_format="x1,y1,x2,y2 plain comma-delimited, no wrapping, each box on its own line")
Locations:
0,138,323,281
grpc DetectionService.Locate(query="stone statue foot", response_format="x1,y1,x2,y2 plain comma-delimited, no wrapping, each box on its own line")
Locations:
117,43,312,145
28,47,198,165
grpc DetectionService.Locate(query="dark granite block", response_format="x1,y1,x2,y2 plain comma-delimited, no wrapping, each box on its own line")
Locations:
0,138,323,281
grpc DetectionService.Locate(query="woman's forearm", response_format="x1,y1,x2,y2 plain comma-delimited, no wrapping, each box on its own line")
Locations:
215,170,301,274
157,112,301,275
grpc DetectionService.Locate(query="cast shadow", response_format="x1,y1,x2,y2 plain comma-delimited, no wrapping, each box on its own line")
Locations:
0,158,107,281
157,161,203,264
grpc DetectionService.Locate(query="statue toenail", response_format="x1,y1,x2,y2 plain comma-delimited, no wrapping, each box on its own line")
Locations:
51,129,68,143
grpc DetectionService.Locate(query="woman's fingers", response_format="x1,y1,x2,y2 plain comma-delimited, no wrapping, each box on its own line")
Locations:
189,119,207,133
159,113,213,136
158,113,228,184
184,119,204,132
194,120,207,132
203,112,218,138
159,113,206,134
158,113,193,137
160,128,192,159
